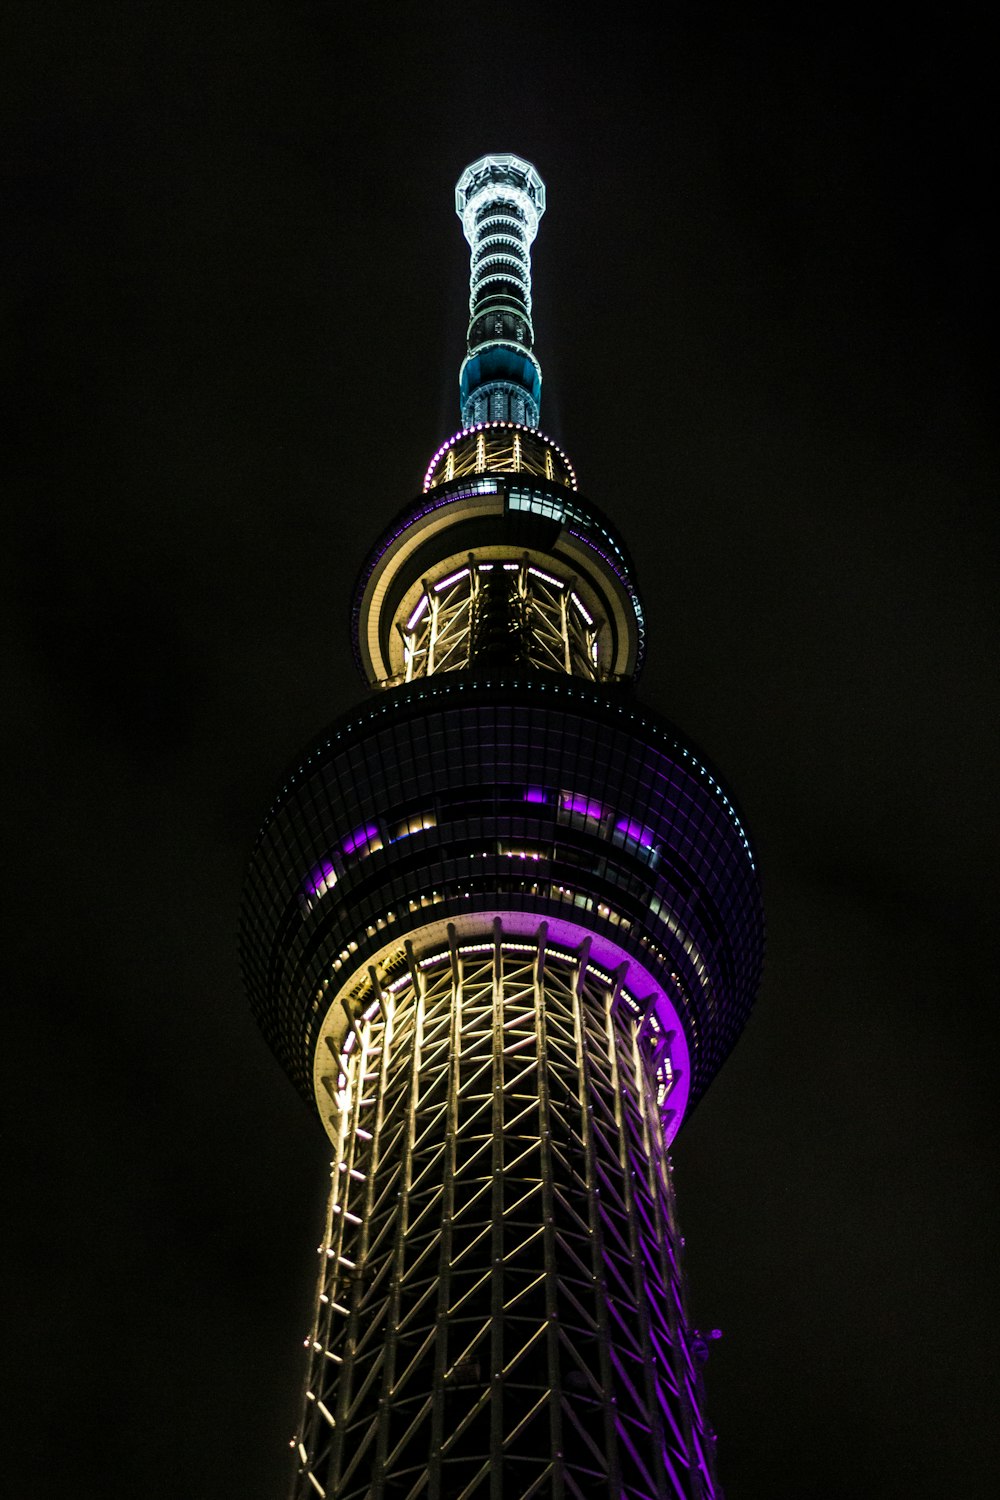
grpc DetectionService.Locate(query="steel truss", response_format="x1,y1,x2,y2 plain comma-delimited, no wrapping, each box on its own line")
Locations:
435,430,554,488
401,560,599,683
423,427,576,492
292,923,720,1499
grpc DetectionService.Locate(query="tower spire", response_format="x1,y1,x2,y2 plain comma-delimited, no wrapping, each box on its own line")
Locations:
455,153,546,428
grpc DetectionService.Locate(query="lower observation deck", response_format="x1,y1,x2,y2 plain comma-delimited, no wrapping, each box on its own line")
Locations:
239,675,763,1137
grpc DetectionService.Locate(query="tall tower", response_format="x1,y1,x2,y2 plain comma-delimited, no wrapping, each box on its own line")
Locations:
241,155,764,1500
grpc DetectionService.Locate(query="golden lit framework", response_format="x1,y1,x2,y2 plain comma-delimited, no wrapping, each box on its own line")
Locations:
399,557,600,683
292,924,713,1500
424,422,577,492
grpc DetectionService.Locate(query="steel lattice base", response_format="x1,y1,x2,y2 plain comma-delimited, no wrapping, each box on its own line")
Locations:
292,923,720,1500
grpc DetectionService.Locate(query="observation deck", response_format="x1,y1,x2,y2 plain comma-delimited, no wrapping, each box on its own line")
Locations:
240,675,762,1149
352,464,645,690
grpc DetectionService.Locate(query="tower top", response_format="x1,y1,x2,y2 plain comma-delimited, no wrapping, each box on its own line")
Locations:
454,153,546,430
455,154,546,241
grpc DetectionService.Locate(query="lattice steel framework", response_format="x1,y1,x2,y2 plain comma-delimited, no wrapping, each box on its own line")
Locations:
423,426,577,494
295,924,717,1500
401,559,599,683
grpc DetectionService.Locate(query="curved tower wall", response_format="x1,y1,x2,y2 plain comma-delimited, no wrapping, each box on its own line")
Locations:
240,154,764,1500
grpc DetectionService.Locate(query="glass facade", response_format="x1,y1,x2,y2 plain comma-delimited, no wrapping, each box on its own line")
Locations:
241,676,761,1128
351,475,645,690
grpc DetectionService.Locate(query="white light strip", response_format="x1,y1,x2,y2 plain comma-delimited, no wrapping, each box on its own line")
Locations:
434,567,470,592
406,596,429,630
528,566,565,589
570,591,594,626
422,421,578,492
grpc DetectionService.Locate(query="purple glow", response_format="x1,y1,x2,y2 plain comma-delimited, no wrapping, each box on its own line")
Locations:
345,906,692,1139
352,483,500,653
562,793,603,821
566,527,646,651
615,817,657,849
343,824,380,855
308,862,337,896
523,787,548,804
406,595,429,630
422,421,578,492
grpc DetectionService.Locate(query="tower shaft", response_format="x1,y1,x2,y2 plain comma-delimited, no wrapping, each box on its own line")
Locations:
295,926,716,1500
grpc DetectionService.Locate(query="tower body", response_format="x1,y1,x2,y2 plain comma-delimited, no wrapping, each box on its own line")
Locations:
241,157,764,1500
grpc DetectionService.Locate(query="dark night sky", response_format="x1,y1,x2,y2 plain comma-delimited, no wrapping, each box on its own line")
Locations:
3,4,997,1497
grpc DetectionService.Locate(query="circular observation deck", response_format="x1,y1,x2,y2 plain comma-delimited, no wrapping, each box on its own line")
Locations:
424,423,575,493
352,463,645,689
239,675,764,1148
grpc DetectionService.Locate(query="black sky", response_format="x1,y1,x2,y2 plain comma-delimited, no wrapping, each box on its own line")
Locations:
3,4,997,1497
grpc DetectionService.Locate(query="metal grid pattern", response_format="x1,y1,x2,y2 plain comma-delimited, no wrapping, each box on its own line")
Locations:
402,560,599,682
292,925,719,1500
424,428,576,492
350,476,647,690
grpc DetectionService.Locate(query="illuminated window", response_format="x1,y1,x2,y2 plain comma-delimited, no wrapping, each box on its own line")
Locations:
303,862,339,906
342,824,383,858
391,812,437,841
559,792,603,825
612,818,659,863
509,487,564,522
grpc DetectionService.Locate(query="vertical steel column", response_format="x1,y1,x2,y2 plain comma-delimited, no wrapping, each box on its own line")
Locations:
532,924,565,1497
427,594,439,677
489,920,505,1500
371,949,426,1495
426,929,463,1497
327,992,392,1490
645,1003,721,1496
603,984,672,1498
559,590,572,675
567,938,624,1494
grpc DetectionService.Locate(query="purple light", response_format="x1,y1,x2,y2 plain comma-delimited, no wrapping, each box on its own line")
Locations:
307,862,337,897
566,526,646,654
523,787,548,804
343,824,380,855
353,483,499,635
562,793,603,820
615,817,656,850
401,907,691,1138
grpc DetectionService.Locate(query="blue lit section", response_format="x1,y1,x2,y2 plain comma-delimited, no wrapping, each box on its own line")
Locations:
455,154,546,428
